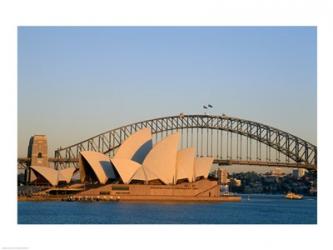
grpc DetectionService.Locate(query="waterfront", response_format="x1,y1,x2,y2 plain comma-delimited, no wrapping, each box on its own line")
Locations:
18,194,316,224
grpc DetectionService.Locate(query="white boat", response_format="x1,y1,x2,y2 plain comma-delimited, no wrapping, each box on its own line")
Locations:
285,192,303,200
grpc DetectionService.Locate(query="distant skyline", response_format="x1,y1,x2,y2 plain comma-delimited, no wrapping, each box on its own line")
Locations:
18,27,316,167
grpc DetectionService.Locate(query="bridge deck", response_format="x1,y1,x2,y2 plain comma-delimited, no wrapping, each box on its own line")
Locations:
18,157,315,170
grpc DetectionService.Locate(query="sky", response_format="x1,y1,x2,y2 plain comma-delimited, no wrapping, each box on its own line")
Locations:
18,27,317,164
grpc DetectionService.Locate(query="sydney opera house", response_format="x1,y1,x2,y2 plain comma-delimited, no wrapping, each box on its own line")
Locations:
27,128,227,201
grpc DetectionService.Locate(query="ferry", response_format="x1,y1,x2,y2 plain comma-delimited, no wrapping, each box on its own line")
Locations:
285,192,303,200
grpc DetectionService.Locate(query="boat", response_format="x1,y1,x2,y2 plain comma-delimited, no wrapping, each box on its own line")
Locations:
285,192,303,200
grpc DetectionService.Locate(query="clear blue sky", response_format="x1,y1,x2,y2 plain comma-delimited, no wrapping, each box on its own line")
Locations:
18,27,316,158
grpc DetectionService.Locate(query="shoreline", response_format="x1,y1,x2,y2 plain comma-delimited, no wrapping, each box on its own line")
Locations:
18,195,241,202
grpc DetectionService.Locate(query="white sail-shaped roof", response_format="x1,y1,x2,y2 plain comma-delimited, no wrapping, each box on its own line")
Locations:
142,132,179,184
194,157,214,179
176,147,195,182
30,166,76,186
110,158,141,184
29,170,37,182
30,165,58,186
114,128,152,164
58,167,76,183
130,165,159,182
79,151,116,184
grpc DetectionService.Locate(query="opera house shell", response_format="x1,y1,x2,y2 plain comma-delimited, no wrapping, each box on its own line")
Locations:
29,165,76,186
79,128,214,185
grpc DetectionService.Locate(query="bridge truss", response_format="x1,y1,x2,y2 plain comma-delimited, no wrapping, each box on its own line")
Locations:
54,114,317,170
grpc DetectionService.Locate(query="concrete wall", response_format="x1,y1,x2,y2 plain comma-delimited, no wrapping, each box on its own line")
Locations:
78,179,220,198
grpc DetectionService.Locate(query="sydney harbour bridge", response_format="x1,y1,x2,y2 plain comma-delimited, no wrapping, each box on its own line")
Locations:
32,114,316,171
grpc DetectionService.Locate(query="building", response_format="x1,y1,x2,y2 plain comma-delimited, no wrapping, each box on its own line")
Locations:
79,128,214,185
231,178,241,187
25,129,215,191
270,167,285,177
292,168,306,179
20,128,242,202
217,168,228,185
77,128,221,200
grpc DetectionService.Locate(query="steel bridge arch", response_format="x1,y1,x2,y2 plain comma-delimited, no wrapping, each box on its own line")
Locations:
55,114,317,170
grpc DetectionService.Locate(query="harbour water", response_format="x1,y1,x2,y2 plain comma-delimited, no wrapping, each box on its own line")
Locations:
18,194,317,224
